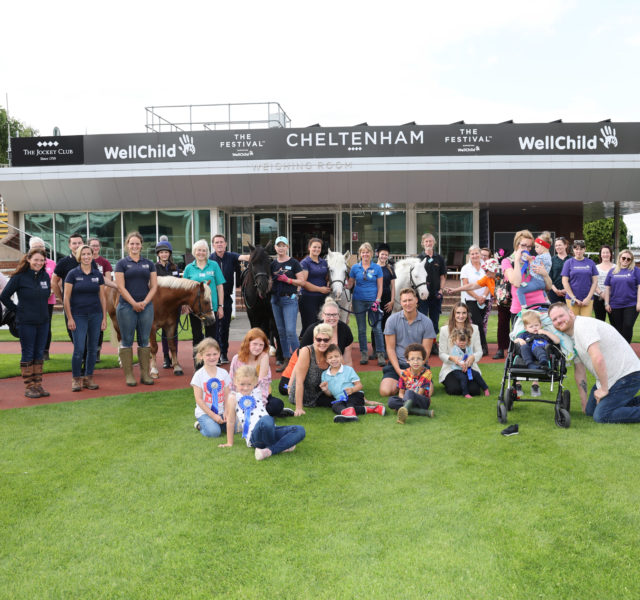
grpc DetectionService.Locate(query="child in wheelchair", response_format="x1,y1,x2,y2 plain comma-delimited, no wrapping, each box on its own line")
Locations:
513,310,560,370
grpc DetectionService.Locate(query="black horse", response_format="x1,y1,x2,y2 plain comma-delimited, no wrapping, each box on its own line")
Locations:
241,244,283,363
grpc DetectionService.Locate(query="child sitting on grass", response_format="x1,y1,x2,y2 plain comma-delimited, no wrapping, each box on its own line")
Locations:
320,344,386,423
220,365,306,461
514,310,560,370
388,343,434,424
449,330,490,399
190,338,231,438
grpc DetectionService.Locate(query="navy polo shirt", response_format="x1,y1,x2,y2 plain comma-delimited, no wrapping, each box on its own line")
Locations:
115,256,156,304
54,254,99,298
210,251,241,298
300,256,329,297
65,266,104,315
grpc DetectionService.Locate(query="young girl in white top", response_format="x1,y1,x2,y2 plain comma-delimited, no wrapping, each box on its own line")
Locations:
190,338,231,438
220,365,306,461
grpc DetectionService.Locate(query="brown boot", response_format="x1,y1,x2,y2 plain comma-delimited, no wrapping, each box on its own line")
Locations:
138,347,154,385
32,360,50,397
119,347,137,386
72,377,83,392
21,362,40,399
83,375,99,390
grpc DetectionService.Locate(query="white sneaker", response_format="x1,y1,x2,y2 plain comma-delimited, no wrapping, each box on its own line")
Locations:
269,345,277,356
194,421,201,431
531,384,541,397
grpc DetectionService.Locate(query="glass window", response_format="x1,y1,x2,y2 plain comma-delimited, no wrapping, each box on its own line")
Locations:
217,211,226,238
89,212,122,263
123,211,156,260
230,216,252,253
194,210,211,247
440,211,473,269
54,213,88,257
351,213,384,255
255,214,279,248
385,211,406,256
24,213,54,258
416,212,440,253
158,210,193,265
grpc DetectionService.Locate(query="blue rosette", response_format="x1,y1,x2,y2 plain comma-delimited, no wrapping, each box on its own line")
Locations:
462,354,473,380
237,395,256,438
206,377,222,414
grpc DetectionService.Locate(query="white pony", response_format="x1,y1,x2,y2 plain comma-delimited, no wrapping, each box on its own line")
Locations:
392,257,429,311
326,249,351,324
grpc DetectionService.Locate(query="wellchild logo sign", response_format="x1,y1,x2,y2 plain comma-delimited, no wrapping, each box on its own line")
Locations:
102,134,197,161
517,126,619,152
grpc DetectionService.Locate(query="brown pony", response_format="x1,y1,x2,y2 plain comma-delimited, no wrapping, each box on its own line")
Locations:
107,277,215,378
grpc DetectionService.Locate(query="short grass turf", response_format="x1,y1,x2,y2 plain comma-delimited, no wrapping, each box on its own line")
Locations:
1,367,639,599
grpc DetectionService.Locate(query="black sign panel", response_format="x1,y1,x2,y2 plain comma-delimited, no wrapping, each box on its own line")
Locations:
13,123,640,167
11,136,84,167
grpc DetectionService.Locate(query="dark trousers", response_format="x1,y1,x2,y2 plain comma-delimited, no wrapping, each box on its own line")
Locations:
418,294,443,334
330,391,366,414
593,296,607,322
610,306,639,344
64,310,87,375
45,304,54,352
215,296,234,356
161,310,180,358
371,309,392,355
443,371,484,396
519,343,548,369
266,394,285,416
299,295,326,339
497,304,511,351
450,369,488,395
190,313,217,348
388,389,431,411
466,300,488,351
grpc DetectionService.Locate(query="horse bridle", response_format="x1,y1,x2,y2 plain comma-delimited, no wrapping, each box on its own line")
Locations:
409,265,428,295
328,275,351,302
192,283,213,322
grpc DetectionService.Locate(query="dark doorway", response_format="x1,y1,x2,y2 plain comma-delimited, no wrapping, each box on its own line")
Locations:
289,214,336,261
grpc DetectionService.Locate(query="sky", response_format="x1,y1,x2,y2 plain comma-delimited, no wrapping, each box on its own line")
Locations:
3,0,640,232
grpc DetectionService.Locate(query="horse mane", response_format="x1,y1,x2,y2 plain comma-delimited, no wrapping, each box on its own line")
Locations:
157,276,212,300
393,257,420,278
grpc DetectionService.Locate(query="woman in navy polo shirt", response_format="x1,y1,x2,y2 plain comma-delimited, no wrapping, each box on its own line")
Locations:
270,236,304,372
298,237,331,336
604,249,640,343
114,231,158,386
64,245,106,392
182,239,225,363
0,248,51,398
347,242,385,366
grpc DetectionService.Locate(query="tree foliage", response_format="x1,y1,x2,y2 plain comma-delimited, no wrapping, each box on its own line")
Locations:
583,217,628,253
0,108,38,165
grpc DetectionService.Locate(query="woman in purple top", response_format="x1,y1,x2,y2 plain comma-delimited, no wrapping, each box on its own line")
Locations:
298,238,331,336
561,239,598,317
604,249,640,343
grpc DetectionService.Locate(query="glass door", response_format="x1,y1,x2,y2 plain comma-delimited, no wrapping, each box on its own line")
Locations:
289,214,335,260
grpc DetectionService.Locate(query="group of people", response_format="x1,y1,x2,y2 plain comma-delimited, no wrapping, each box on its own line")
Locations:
4,227,640,445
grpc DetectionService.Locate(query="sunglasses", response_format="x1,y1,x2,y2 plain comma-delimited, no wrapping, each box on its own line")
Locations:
315,337,330,343
621,256,632,261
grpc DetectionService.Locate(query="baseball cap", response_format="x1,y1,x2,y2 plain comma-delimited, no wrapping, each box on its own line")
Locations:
275,236,289,246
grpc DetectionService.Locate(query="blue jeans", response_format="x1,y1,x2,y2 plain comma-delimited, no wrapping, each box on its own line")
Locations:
116,302,154,348
516,276,546,307
71,312,102,377
250,416,306,455
585,371,640,423
352,298,383,355
197,414,227,438
18,321,49,363
271,295,299,358
418,294,443,335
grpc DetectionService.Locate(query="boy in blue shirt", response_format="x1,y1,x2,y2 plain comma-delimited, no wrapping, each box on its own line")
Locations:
320,344,386,423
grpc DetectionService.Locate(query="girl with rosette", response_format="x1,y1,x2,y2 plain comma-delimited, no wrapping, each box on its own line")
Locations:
221,365,306,461
190,338,231,438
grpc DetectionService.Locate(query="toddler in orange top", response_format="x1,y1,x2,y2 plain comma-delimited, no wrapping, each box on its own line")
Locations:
444,258,499,298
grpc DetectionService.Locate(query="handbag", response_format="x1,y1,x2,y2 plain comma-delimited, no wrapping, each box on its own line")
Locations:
494,261,512,308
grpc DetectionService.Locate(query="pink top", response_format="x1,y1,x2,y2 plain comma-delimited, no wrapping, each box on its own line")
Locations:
501,257,546,314
45,258,56,305
229,354,271,403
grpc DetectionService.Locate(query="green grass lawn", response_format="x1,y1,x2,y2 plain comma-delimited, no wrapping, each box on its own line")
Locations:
2,365,639,599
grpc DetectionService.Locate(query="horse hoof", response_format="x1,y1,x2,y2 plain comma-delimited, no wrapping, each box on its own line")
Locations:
150,369,159,379
173,367,184,376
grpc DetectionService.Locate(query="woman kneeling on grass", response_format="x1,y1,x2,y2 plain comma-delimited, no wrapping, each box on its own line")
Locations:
221,365,306,461
229,327,294,418
191,338,231,438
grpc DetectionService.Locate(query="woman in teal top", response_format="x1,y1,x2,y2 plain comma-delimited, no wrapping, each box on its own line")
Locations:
183,239,226,354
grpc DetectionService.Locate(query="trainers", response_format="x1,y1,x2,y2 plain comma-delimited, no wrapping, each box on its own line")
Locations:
426,409,435,418
376,352,387,367
397,406,408,424
372,404,385,416
219,354,230,365
279,407,295,417
194,421,201,431
360,355,369,365
531,384,541,397
333,414,359,423
515,383,523,398
501,424,519,436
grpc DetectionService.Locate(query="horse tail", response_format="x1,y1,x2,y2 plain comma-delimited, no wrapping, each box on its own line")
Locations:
109,315,120,350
